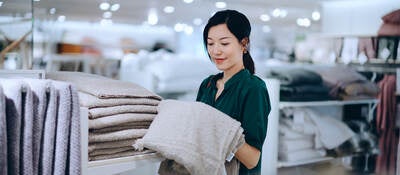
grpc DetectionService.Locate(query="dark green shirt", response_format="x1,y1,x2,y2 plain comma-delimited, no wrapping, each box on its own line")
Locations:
196,69,271,174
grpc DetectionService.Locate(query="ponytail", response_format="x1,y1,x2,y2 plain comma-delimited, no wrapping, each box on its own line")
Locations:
243,52,255,74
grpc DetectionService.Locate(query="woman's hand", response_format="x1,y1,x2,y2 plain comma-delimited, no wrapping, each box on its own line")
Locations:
234,142,261,169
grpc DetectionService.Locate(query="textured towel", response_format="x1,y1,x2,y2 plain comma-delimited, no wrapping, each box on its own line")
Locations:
53,81,73,175
88,139,137,153
68,85,81,175
88,105,157,119
24,79,50,175
46,71,162,100
89,129,147,143
88,113,155,129
79,91,160,108
0,85,7,175
40,83,57,175
21,82,34,175
90,124,150,133
89,149,155,161
134,100,245,175
89,146,135,157
2,79,24,175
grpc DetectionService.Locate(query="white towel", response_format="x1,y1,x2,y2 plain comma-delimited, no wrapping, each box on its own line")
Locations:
134,100,245,175
0,85,7,175
279,124,313,140
279,138,314,152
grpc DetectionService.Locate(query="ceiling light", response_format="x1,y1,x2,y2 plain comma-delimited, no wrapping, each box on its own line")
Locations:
272,8,280,17
215,2,226,9
49,8,56,15
174,23,185,32
110,4,120,11
262,25,271,33
296,18,311,27
184,25,194,35
183,0,194,3
312,11,320,21
57,15,66,22
33,0,40,2
260,14,270,22
99,2,110,11
193,18,203,26
0,2,3,7
148,8,158,25
164,6,175,13
103,11,112,18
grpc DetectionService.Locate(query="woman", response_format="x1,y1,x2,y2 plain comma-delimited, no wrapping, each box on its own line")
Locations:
196,10,271,175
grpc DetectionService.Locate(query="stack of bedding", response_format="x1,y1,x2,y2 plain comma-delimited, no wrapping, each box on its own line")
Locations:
46,71,162,161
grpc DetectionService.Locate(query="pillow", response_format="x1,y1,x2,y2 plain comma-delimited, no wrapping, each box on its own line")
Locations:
382,9,400,24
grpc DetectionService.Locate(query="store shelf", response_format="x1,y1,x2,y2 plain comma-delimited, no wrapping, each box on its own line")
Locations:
277,156,334,168
279,99,379,109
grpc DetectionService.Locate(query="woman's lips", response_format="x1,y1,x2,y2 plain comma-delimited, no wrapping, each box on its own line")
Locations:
215,58,225,64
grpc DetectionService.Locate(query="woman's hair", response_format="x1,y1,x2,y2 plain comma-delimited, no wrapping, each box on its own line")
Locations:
203,9,255,74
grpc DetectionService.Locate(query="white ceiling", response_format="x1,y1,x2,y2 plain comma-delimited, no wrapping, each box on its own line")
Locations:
0,0,333,28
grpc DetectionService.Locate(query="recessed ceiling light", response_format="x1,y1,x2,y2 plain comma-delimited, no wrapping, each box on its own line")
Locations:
174,23,185,32
215,2,226,9
297,18,311,27
148,8,158,25
49,8,56,15
164,6,175,13
103,11,112,18
260,14,270,22
110,4,120,11
312,11,320,21
184,25,194,35
0,2,3,7
99,2,110,11
57,15,66,22
183,0,194,3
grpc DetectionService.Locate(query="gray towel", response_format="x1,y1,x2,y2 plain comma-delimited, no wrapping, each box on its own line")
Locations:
2,79,24,175
21,82,34,175
0,85,7,175
40,83,57,175
134,100,245,175
88,105,157,119
24,79,50,175
89,149,155,161
88,139,137,153
89,129,147,143
88,113,155,129
68,85,81,175
79,91,160,108
46,71,162,100
53,81,73,175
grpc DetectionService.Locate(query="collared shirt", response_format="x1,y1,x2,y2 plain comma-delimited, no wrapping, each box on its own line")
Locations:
196,69,271,174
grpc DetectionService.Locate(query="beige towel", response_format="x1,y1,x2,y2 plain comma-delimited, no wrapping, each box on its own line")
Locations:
90,122,151,133
88,113,155,129
79,92,160,108
89,149,155,161
88,105,157,119
134,100,245,175
46,71,162,100
89,129,147,143
88,139,137,153
89,146,134,157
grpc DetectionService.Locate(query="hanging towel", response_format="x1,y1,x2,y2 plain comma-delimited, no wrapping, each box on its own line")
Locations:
20,82,34,175
88,113,155,129
2,79,24,175
68,85,81,175
89,129,147,143
0,85,7,175
88,105,157,119
46,71,162,100
79,91,160,108
134,100,245,175
88,139,137,153
24,79,50,175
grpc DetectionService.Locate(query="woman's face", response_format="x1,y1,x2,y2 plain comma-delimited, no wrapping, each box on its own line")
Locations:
207,24,245,72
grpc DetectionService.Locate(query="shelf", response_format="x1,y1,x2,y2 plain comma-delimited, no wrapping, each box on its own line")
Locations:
279,99,379,108
277,156,334,168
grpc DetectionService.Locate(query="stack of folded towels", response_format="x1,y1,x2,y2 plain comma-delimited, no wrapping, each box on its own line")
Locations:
46,71,162,161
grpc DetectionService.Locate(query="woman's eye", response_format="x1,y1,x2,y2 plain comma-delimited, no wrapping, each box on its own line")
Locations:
207,43,214,46
221,43,229,46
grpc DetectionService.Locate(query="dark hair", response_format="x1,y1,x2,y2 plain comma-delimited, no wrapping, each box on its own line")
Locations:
203,9,255,74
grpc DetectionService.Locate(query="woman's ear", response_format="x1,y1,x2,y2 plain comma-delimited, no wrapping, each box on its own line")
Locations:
241,38,249,53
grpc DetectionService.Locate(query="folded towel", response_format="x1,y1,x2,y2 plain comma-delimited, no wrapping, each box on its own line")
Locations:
89,146,135,157
89,149,155,161
279,138,314,152
88,139,137,153
46,71,162,100
90,122,151,133
134,100,245,175
0,85,7,175
79,91,160,109
88,105,157,119
88,113,155,129
89,129,147,143
279,124,313,140
278,148,326,162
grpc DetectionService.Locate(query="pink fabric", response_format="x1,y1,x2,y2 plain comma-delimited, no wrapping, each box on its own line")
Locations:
377,23,400,36
382,9,400,24
358,37,377,59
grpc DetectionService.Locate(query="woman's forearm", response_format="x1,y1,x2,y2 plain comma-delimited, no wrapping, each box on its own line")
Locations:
234,142,261,169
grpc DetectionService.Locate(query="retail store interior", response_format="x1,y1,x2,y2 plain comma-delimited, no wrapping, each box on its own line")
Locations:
0,0,400,175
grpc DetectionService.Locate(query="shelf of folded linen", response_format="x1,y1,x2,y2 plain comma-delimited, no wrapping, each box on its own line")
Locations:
46,71,163,161
279,99,379,109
